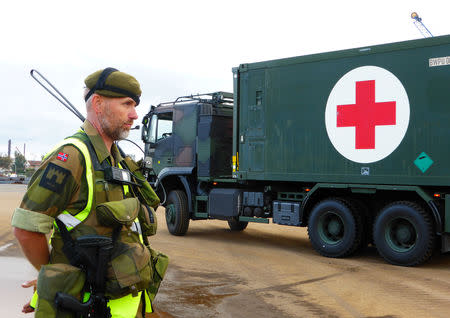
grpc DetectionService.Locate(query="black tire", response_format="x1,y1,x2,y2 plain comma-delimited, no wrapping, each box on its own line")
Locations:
308,198,363,258
345,197,373,248
373,201,435,266
165,190,190,236
227,218,248,231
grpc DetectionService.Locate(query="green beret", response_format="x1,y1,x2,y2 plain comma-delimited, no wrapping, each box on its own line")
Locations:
84,68,141,105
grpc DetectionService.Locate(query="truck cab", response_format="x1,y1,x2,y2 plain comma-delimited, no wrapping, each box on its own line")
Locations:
141,92,235,234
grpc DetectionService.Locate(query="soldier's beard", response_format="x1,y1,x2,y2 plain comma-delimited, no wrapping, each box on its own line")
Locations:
99,115,130,141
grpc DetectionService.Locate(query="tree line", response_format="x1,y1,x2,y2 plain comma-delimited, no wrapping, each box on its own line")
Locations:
0,151,29,174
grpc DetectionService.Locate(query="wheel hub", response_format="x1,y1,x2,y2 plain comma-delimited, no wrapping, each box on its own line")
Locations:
386,218,417,252
396,224,413,244
318,212,344,244
328,219,342,236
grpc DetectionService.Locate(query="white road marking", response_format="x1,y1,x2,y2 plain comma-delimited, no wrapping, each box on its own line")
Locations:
0,243,13,252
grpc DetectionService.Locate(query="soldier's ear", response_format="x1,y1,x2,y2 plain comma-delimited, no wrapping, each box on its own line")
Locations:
91,94,104,114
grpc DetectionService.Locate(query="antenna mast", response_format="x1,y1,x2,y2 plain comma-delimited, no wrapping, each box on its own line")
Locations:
411,12,433,38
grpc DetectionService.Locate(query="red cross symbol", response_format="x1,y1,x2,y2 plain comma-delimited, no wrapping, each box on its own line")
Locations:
337,80,396,149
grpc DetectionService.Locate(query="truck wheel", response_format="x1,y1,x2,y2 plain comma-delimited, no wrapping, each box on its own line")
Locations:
345,197,373,248
308,198,362,258
373,201,435,266
165,190,190,236
228,218,248,231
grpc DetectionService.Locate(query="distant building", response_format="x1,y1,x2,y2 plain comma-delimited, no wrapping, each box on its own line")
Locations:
27,160,41,171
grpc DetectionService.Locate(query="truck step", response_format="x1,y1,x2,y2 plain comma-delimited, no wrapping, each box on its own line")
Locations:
194,196,209,218
239,216,269,224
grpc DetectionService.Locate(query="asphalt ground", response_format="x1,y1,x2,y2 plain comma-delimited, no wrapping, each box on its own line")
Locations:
1,184,450,317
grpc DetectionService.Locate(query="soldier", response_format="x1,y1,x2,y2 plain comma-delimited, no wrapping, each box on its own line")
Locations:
12,68,164,317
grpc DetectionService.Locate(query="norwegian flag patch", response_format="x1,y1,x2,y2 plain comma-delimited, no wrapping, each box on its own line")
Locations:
57,152,68,162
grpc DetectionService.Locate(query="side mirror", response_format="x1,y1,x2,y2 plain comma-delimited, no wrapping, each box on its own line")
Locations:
141,112,157,148
141,114,150,142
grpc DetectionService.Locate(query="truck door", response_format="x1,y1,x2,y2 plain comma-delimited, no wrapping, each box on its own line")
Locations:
240,70,266,174
153,111,174,175
172,104,197,167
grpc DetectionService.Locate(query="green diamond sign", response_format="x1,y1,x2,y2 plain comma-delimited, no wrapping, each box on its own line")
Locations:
414,152,433,173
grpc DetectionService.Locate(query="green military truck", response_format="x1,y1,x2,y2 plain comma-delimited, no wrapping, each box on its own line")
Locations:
141,35,450,266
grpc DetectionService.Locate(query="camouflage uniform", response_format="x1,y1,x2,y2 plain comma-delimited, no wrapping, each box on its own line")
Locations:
12,120,158,317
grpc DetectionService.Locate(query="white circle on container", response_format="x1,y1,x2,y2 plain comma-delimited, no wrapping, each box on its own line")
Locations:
325,66,410,163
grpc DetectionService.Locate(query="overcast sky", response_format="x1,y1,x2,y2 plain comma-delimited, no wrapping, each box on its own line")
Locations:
1,0,449,161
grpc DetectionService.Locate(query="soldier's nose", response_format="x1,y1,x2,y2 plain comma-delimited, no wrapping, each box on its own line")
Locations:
129,108,138,120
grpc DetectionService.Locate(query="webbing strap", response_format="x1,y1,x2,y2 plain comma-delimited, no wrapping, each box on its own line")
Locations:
84,68,118,102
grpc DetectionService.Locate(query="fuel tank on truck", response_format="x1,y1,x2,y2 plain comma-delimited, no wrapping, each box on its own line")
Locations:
233,34,450,186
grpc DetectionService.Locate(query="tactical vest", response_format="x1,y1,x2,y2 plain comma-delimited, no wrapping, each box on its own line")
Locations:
47,133,144,259
46,132,154,296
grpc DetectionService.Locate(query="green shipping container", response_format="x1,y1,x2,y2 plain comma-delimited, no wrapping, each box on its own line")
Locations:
234,35,450,186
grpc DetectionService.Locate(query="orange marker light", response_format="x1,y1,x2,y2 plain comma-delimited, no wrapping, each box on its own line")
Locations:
434,193,441,198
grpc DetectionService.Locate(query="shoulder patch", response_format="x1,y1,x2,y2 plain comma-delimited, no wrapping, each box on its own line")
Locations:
39,163,71,194
57,152,69,162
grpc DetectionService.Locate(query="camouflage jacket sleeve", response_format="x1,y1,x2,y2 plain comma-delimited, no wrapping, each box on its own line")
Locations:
11,145,86,234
